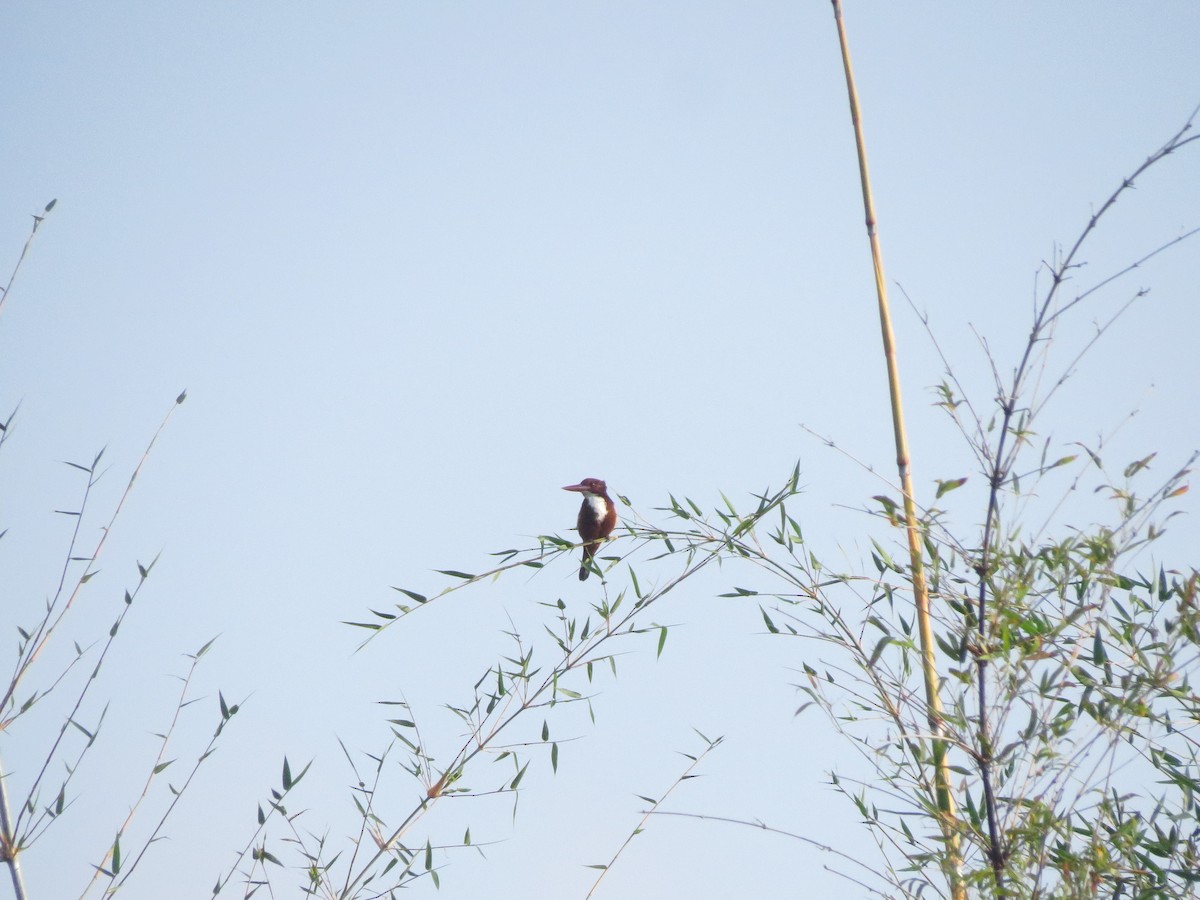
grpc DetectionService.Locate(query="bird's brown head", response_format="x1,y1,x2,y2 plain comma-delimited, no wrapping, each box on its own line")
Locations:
562,477,607,495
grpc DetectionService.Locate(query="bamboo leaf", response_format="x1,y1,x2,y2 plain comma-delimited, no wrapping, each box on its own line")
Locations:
935,477,968,499
868,635,893,666
1092,629,1107,665
392,587,428,604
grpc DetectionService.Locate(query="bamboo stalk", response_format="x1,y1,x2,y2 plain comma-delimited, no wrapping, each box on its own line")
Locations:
829,3,965,896
0,757,27,900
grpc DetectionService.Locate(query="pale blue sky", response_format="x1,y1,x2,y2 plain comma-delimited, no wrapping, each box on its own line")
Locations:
2,3,1198,898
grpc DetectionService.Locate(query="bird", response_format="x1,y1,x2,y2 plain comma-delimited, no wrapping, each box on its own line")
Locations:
562,477,618,581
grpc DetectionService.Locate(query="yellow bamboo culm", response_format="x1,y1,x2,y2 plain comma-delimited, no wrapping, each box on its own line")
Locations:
829,3,966,897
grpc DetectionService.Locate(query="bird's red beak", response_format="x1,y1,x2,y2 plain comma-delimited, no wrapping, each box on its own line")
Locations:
562,482,587,493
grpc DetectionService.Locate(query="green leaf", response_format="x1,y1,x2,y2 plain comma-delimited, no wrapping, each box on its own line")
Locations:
870,540,898,572
872,494,899,524
760,607,779,634
112,834,121,874
1124,452,1156,478
656,625,668,659
935,632,962,660
392,587,428,604
935,477,968,499
435,570,475,580
282,757,293,790
868,636,893,666
176,389,187,404
288,759,312,787
551,742,559,773
1092,629,1107,665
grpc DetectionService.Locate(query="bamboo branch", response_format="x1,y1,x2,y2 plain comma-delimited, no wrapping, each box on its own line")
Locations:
969,103,1200,892
0,757,27,900
0,199,56,319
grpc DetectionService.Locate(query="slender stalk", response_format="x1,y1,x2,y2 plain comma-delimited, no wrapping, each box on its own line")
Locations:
1,392,185,722
829,4,966,897
80,649,206,898
585,736,722,899
0,200,55,320
645,810,889,892
0,757,27,900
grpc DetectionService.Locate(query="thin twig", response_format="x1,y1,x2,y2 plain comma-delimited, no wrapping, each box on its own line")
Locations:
1,391,187,720
79,641,222,898
585,734,722,899
644,810,896,897
0,199,56,319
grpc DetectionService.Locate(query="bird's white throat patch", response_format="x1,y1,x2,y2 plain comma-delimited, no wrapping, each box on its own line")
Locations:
584,493,608,520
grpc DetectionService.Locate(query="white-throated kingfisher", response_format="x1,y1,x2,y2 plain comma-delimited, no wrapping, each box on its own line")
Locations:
562,477,617,581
